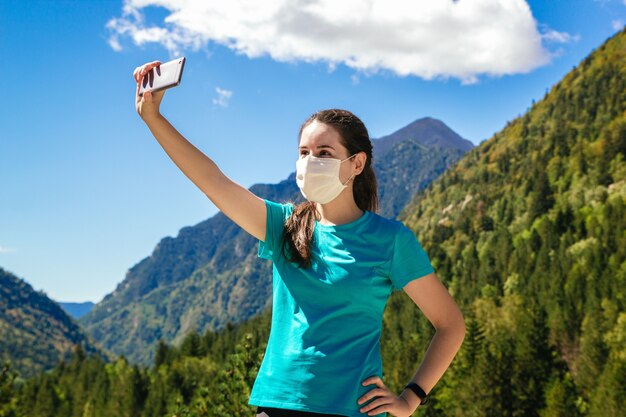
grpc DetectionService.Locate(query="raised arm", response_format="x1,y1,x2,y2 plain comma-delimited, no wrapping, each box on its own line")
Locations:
133,61,266,242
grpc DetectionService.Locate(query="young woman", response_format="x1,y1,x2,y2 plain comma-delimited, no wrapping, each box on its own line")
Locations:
134,61,466,417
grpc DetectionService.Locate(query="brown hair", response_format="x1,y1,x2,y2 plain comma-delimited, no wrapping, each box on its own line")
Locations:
281,109,378,268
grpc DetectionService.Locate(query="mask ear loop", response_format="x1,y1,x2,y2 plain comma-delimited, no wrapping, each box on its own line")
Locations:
341,172,356,186
340,153,359,186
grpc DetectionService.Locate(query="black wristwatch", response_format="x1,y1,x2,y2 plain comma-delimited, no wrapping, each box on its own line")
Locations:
404,382,429,405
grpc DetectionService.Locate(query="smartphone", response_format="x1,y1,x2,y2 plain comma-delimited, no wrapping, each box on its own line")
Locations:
138,57,186,96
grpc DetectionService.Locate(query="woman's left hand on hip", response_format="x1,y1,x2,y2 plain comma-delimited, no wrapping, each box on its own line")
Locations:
357,375,415,417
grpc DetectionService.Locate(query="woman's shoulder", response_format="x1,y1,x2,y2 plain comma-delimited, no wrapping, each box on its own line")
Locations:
263,198,295,219
367,210,406,229
263,198,295,208
365,211,412,238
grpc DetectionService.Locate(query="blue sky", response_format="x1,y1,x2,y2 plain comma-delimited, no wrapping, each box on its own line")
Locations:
1,0,624,303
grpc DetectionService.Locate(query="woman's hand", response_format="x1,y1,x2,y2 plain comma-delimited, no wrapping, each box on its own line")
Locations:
358,376,416,417
133,60,166,121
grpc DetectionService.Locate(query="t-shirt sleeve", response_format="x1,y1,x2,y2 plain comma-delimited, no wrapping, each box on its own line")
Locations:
258,199,293,261
389,224,435,291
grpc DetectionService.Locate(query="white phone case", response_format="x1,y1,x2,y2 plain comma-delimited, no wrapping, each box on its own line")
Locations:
138,57,186,96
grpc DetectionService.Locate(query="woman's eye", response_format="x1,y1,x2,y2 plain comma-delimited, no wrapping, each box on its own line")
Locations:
299,150,331,157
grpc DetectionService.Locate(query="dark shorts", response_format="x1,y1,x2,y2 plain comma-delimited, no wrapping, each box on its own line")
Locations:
256,406,349,417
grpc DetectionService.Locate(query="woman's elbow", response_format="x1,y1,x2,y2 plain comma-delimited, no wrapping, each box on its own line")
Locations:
437,308,466,336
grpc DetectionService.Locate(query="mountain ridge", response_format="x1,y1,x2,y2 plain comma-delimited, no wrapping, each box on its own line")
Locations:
0,267,113,379
373,116,474,158
57,301,95,319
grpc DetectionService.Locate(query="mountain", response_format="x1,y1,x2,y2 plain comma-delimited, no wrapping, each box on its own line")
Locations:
79,118,473,365
395,28,626,415
374,118,472,218
0,267,113,379
373,116,474,158
57,301,95,319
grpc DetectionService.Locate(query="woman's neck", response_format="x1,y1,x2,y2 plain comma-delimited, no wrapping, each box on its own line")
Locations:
315,199,364,226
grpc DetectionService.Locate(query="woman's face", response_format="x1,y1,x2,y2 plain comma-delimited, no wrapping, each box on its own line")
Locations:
298,120,356,185
298,120,366,184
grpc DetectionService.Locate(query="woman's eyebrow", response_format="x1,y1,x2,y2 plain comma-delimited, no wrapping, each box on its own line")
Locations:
298,145,336,150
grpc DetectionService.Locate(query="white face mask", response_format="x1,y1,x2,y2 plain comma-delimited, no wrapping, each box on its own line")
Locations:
295,154,357,204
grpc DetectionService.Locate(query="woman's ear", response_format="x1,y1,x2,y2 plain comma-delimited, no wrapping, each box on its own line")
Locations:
354,151,367,175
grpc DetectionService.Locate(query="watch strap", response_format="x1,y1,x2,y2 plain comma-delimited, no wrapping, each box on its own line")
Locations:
404,382,429,405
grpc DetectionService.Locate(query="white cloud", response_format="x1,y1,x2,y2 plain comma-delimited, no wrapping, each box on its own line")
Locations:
539,26,580,44
213,87,233,107
612,19,624,30
0,246,16,253
107,0,571,84
108,35,122,52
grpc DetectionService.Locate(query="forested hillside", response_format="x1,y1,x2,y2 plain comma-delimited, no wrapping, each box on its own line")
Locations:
397,27,626,416
0,268,112,380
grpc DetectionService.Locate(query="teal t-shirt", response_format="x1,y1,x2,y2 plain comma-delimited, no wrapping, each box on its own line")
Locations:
248,199,435,417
